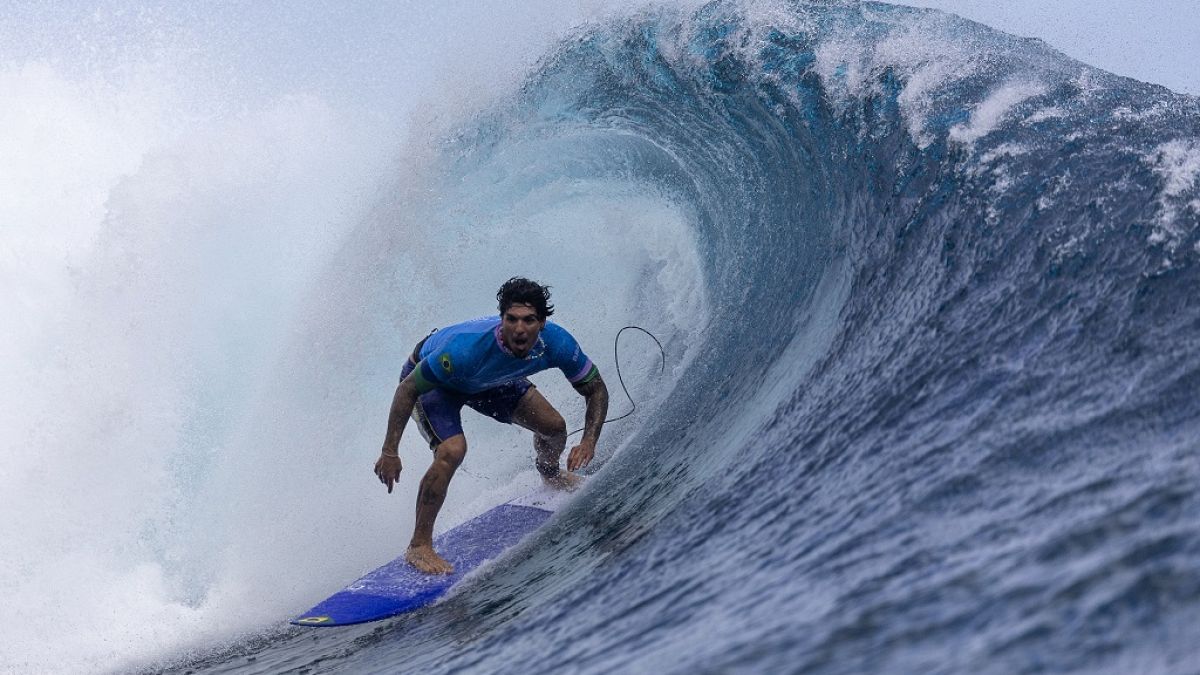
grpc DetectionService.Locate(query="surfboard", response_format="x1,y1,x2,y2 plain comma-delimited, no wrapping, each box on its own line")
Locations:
292,486,570,627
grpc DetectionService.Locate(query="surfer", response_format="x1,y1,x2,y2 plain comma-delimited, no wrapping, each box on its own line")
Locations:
373,277,609,574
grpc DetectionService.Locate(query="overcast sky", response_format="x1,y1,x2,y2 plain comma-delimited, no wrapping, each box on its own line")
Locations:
1,2,1196,102
895,0,1200,95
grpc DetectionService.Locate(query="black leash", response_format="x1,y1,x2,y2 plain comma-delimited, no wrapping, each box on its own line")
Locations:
567,325,665,438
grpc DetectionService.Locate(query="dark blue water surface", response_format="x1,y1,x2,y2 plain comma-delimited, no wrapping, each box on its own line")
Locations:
157,2,1200,673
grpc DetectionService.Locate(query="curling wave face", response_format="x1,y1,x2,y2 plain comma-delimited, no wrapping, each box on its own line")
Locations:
151,0,1200,672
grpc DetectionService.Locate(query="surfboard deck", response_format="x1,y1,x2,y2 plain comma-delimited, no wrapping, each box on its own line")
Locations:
292,487,569,627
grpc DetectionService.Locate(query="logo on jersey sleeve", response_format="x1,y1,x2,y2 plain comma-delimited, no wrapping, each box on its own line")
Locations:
439,353,454,374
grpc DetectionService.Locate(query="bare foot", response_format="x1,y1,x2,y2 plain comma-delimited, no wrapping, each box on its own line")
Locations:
406,543,454,574
542,471,582,491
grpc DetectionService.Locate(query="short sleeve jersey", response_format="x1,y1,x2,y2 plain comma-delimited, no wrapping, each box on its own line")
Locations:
414,316,596,394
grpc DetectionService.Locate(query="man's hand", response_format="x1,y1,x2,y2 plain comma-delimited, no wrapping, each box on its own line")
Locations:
567,440,595,472
375,452,402,493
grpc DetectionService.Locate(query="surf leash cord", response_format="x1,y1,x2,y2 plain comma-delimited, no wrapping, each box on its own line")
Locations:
567,325,665,439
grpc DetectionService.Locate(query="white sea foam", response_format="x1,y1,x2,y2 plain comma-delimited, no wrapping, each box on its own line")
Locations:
1146,138,1200,251
1024,106,1066,124
813,11,982,148
950,80,1047,145
1154,139,1200,198
0,77,400,673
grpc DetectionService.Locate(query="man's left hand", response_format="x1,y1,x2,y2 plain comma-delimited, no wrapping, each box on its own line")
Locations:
567,440,595,472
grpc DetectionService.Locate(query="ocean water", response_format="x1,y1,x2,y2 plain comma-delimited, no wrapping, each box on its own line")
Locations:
3,2,1199,674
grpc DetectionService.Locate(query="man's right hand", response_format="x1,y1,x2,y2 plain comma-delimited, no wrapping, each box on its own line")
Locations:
375,452,402,493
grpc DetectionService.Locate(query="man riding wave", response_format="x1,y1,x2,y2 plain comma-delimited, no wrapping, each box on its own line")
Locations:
374,277,609,574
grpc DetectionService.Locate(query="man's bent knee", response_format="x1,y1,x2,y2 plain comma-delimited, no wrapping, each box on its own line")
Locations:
541,412,567,441
434,435,467,469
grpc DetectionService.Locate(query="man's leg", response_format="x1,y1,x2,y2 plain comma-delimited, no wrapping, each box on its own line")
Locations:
406,434,466,574
511,388,578,488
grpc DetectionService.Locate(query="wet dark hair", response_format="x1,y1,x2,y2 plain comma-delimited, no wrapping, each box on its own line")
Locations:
497,277,554,319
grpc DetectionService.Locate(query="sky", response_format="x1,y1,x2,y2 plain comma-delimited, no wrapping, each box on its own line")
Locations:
896,0,1200,95
2,2,1196,106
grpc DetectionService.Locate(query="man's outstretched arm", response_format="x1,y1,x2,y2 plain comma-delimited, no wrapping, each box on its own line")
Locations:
374,370,427,492
568,373,609,471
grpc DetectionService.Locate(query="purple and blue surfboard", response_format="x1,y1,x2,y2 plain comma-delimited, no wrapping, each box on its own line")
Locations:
292,488,568,627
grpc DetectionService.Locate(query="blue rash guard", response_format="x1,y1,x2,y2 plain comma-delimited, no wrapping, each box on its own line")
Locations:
400,316,597,447
412,316,597,394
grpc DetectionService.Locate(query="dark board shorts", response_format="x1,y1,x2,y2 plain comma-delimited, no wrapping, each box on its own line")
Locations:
400,356,533,450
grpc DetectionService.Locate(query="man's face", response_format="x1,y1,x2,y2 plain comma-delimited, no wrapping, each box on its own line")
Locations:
500,303,545,358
